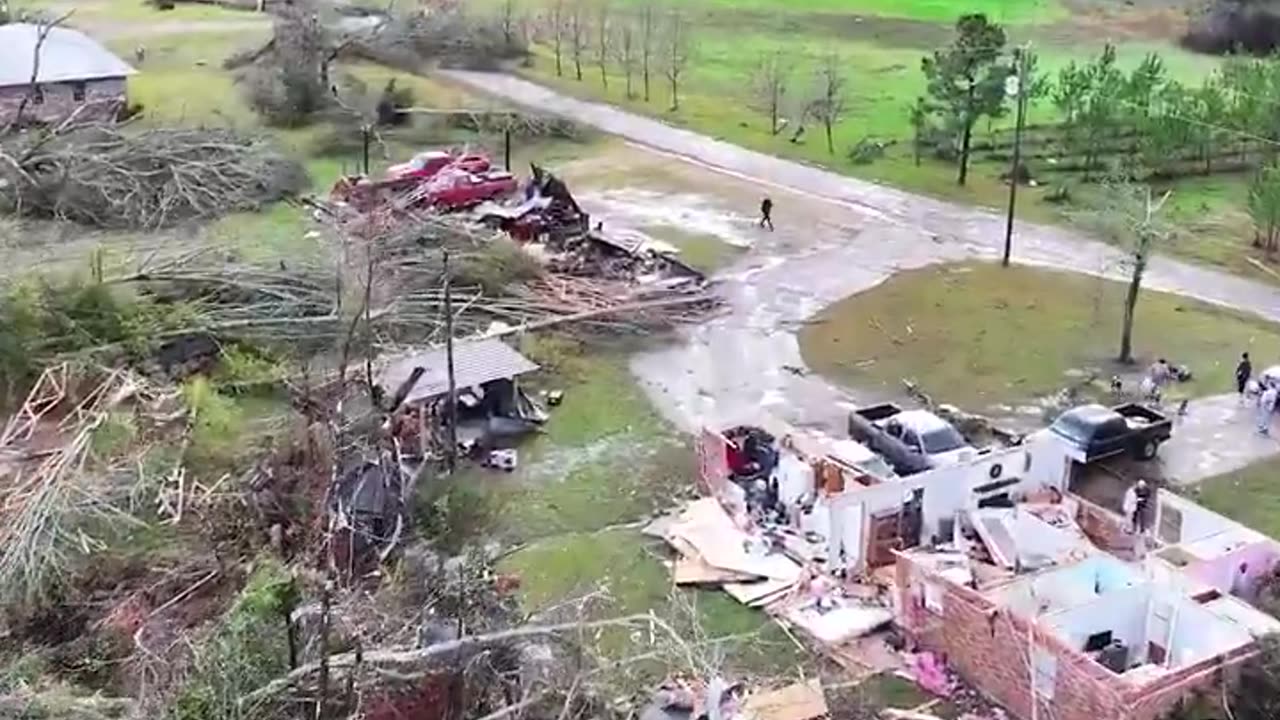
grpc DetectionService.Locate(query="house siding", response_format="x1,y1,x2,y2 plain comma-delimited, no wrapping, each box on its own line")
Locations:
0,76,127,125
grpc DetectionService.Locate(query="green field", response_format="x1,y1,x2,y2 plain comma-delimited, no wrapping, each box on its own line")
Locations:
515,0,1277,282
608,0,1067,22
798,262,1280,414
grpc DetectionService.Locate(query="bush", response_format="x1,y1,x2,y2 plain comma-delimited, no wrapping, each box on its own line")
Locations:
182,377,248,473
244,64,330,128
1183,0,1280,55
0,277,174,403
847,137,889,165
375,78,414,127
169,558,295,720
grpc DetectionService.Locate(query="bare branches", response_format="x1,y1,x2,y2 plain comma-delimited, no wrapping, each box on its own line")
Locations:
568,0,590,81
661,8,692,111
808,51,848,155
0,124,308,228
750,50,792,136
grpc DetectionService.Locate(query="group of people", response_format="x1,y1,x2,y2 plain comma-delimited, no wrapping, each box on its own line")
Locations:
1235,352,1280,436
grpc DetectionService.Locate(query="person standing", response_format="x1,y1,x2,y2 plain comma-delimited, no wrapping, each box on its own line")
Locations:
1259,383,1278,436
1122,479,1152,534
759,197,774,231
1237,352,1253,402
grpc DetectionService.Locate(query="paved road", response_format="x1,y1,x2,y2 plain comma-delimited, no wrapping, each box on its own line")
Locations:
444,70,1280,482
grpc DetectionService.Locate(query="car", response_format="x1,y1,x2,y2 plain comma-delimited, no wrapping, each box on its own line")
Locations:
422,170,519,210
385,151,492,182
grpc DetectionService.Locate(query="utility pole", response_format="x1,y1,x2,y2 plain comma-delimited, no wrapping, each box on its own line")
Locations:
1002,44,1029,268
361,125,371,176
442,250,458,472
504,127,512,171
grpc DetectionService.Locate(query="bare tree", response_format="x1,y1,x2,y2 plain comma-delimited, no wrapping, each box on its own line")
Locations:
568,0,590,82
500,0,519,50
661,7,691,111
640,0,655,102
616,13,639,99
749,49,791,135
550,0,566,77
1073,178,1172,364
595,0,611,90
808,52,847,155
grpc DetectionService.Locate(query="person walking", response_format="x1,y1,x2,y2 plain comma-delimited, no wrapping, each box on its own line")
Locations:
1237,352,1253,403
759,196,774,231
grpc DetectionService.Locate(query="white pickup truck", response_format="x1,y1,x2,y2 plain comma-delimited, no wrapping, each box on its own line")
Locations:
847,403,977,475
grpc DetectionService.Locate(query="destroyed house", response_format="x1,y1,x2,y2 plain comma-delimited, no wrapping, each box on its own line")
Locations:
0,24,135,125
695,423,1280,720
379,337,539,409
377,338,543,456
893,484,1280,720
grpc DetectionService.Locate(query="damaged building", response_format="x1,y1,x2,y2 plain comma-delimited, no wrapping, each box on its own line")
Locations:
666,421,1280,719
377,337,543,464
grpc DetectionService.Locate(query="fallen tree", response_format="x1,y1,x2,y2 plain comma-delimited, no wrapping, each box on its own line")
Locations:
0,124,307,228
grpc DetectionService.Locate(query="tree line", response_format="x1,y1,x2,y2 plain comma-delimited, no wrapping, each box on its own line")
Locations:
531,0,695,112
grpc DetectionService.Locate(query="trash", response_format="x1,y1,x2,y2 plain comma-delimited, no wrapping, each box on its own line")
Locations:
910,652,955,698
485,448,518,472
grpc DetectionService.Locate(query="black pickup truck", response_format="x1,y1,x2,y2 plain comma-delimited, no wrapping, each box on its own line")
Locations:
1047,403,1172,463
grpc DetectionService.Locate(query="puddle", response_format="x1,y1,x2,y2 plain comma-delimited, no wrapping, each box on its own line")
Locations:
578,189,754,249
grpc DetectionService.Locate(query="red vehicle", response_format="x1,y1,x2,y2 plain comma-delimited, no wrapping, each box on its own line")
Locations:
385,151,491,182
418,168,518,210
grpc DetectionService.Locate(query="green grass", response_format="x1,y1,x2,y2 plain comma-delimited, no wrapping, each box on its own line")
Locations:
798,261,1280,413
513,3,1278,280
414,338,809,678
471,339,691,541
642,225,745,273
501,529,808,677
1195,458,1280,539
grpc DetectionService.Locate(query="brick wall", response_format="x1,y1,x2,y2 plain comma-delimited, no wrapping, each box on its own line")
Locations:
0,77,127,126
1075,496,1139,559
893,554,1248,720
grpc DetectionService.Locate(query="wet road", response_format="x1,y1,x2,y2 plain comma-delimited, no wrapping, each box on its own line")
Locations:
444,70,1280,482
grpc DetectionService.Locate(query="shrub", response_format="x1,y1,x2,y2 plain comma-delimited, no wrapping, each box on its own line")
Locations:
169,558,295,720
182,377,248,473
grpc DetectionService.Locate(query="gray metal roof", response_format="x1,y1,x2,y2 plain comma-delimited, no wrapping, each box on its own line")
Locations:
0,24,136,86
379,338,539,405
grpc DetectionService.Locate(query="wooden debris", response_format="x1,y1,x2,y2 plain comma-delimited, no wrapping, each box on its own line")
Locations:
741,680,828,720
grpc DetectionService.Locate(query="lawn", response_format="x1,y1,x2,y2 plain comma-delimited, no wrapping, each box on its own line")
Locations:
1195,457,1280,539
407,337,807,679
798,262,1280,414
513,0,1274,280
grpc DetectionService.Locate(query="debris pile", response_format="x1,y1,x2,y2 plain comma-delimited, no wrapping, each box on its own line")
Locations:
0,124,308,228
319,147,720,336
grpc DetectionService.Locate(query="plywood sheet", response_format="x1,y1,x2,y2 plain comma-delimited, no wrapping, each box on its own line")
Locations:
741,680,827,720
673,555,758,585
669,499,801,582
723,577,795,606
